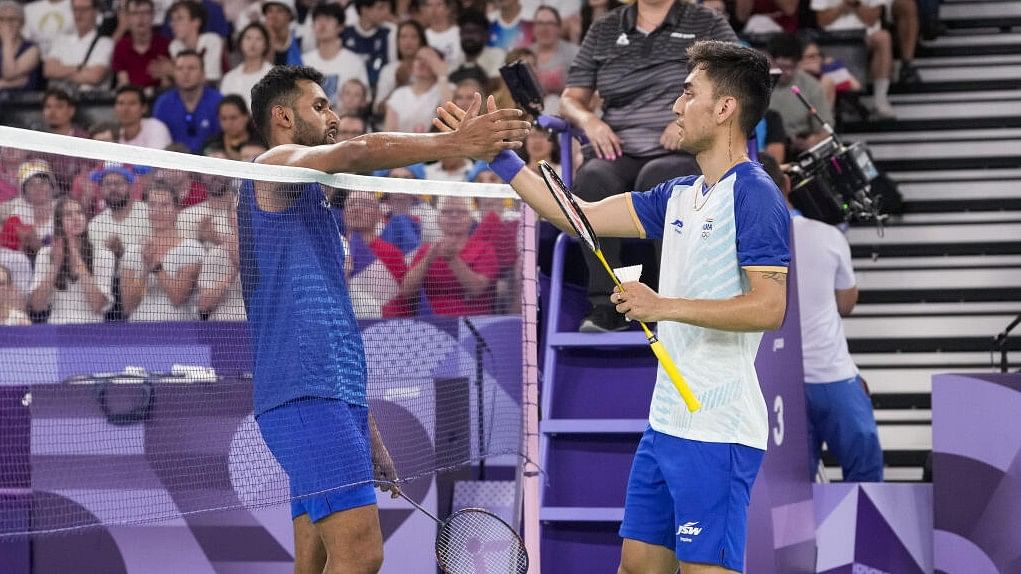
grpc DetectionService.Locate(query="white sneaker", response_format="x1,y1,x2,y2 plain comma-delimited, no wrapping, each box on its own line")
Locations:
873,101,897,120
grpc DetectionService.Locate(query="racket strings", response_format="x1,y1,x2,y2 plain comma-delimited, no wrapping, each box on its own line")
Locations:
436,510,528,574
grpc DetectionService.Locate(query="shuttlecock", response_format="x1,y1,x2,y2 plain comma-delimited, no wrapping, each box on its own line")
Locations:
614,264,642,283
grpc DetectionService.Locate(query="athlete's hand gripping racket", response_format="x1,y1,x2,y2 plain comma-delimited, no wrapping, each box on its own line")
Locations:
397,490,529,574
537,160,701,413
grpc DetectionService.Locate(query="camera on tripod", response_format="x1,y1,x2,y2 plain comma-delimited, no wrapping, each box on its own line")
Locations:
786,136,882,225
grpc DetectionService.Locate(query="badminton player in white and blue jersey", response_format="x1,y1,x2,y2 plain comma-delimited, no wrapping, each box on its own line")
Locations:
462,41,790,573
240,65,529,574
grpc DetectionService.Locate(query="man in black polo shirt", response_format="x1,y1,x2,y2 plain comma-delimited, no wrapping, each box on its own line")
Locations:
560,0,737,332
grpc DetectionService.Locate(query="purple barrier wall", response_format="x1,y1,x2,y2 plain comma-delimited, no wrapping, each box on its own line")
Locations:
933,373,1021,574
815,483,933,574
0,317,523,574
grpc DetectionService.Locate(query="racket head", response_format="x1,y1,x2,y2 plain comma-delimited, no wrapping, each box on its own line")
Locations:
435,508,529,574
538,160,600,254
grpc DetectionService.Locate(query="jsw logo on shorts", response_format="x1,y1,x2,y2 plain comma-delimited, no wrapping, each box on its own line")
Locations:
676,521,703,537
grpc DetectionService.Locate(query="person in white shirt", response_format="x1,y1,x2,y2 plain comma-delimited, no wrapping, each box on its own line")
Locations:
29,197,113,323
301,3,369,104
0,263,30,325
811,0,896,119
373,19,426,117
177,172,234,247
532,6,578,116
167,0,224,82
115,84,172,150
384,46,451,133
22,0,73,57
219,22,273,109
0,248,32,299
194,196,243,321
761,156,883,482
422,0,462,68
121,181,203,321
87,163,150,261
424,156,472,181
449,9,505,86
4,159,55,259
42,0,112,90
337,77,370,117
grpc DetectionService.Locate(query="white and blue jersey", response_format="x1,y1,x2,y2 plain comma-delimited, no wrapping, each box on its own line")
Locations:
624,161,790,450
237,180,368,415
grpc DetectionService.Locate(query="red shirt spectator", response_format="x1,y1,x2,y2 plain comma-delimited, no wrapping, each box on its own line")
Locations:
112,32,172,89
408,235,499,316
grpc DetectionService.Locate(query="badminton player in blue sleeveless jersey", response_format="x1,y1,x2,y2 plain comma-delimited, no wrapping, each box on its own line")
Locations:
437,41,789,574
239,65,529,574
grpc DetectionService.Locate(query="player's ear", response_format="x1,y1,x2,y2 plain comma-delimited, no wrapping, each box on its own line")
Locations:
717,96,738,126
271,104,293,130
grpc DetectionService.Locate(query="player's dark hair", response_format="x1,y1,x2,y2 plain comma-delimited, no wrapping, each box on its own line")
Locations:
687,41,773,137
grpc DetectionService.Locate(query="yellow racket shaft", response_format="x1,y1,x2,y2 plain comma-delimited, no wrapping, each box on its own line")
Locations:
592,250,701,412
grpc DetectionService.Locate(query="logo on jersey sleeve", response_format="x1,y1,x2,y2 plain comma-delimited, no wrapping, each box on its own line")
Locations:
701,218,714,240
676,521,704,543
670,219,684,235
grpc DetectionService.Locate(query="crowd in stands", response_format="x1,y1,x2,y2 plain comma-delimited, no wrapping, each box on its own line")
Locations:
0,0,929,325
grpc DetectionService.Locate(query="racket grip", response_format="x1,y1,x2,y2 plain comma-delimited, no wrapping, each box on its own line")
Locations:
649,340,701,412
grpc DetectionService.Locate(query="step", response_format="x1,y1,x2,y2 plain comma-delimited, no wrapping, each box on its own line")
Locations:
853,351,1018,368
853,301,1021,316
891,212,1021,225
548,331,647,348
853,254,1021,270
895,180,1021,204
859,367,997,394
843,314,1017,339
918,31,1021,57
847,222,1021,246
867,138,1021,162
888,167,1021,182
852,98,1021,123
940,1,1021,28
542,419,645,435
540,507,624,522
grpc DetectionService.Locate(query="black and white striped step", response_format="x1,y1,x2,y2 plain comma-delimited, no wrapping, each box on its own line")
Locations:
918,30,1021,57
940,0,1021,29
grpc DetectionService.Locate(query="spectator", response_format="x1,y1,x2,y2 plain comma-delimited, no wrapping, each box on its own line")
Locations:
153,49,222,153
0,143,30,205
202,95,261,160
0,263,29,325
400,195,498,316
42,0,112,91
470,167,519,282
422,0,462,68
374,19,427,116
384,46,451,133
734,0,799,34
379,164,428,254
116,84,173,150
120,181,203,321
38,88,88,192
262,0,302,66
0,246,32,298
342,0,397,91
449,9,504,88
69,122,123,216
1,159,55,259
112,0,172,90
561,0,735,332
800,38,862,110
302,3,369,103
0,0,42,92
755,109,788,165
532,6,577,115
892,0,920,84
519,126,559,173
219,22,272,109
152,166,206,207
343,190,412,319
196,219,245,320
177,172,233,247
812,0,896,119
338,77,371,118
766,34,834,155
570,0,620,43
334,112,368,143
451,77,484,112
424,155,472,181
22,0,73,57
87,163,151,261
489,0,532,51
167,0,223,82
29,197,113,323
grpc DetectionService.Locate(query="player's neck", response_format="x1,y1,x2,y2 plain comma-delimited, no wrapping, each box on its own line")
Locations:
698,130,749,187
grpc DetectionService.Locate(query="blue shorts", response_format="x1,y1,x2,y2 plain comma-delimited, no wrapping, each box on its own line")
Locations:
256,397,377,522
619,428,764,572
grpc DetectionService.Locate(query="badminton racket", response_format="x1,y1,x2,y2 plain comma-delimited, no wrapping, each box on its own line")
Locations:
397,490,529,574
537,160,701,413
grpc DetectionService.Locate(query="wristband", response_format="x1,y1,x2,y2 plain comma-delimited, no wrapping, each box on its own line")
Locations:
489,150,526,183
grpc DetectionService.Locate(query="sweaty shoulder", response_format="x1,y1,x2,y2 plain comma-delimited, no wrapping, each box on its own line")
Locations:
733,162,791,270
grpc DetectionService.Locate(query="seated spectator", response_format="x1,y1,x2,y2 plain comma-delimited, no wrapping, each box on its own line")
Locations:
342,0,397,91
22,0,73,57
167,0,223,82
0,0,42,92
520,126,559,173
425,155,472,181
344,191,412,318
42,0,112,91
378,164,428,254
568,0,620,43
399,195,498,316
112,0,172,90
0,247,32,299
153,50,223,153
29,197,113,323
121,181,203,321
470,168,520,314
219,22,272,110
1,159,55,259
195,208,244,321
302,3,369,103
734,0,799,34
262,0,302,65
422,0,462,68
87,163,151,261
449,9,504,88
338,77,371,118
766,34,835,156
116,85,173,150
489,0,532,52
153,166,206,207
531,6,577,115
177,172,233,246
69,122,123,216
337,112,368,142
812,0,896,119
0,146,30,206
800,38,862,110
384,46,451,133
374,20,427,117
0,263,29,325
892,0,920,84
202,95,261,160
38,88,88,193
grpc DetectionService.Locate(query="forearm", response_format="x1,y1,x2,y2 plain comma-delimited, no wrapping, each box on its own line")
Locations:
660,290,787,332
74,65,108,87
28,277,56,311
159,267,199,306
397,255,431,298
559,92,598,129
197,269,236,313
448,256,491,298
507,167,578,234
815,7,846,27
79,270,110,314
121,275,144,313
275,131,464,174
856,4,882,26
43,58,71,79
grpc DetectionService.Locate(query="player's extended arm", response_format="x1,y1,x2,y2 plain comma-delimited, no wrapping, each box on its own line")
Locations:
614,269,788,332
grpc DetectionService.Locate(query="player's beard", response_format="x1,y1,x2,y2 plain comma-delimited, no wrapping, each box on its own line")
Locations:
293,115,330,146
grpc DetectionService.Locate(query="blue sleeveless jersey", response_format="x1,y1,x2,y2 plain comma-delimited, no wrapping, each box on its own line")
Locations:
237,179,368,414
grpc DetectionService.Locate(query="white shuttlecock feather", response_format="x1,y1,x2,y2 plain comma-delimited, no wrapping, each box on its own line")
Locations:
613,264,643,283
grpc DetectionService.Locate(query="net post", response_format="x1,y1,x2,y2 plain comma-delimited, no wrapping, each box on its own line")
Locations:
519,204,542,573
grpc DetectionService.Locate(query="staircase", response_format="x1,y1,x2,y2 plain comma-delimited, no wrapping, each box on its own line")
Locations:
839,2,1021,482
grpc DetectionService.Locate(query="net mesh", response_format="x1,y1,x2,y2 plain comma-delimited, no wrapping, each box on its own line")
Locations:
0,126,535,537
